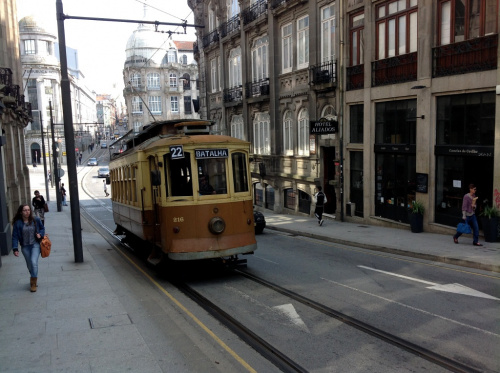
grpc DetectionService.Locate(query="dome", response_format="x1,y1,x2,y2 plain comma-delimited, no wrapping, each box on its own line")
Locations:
125,23,170,65
19,15,55,36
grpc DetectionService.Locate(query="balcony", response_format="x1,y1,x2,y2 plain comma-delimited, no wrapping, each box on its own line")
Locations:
202,29,219,49
310,60,337,91
223,86,243,103
242,0,267,25
245,78,270,98
432,34,498,78
220,15,240,39
271,0,307,10
372,52,417,87
346,64,364,91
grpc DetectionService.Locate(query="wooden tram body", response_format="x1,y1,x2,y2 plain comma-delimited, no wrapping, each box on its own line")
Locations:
109,120,257,261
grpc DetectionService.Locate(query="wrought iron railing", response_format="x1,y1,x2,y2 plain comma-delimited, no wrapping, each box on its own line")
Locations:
245,78,270,98
346,64,364,90
223,86,243,103
220,15,240,38
432,34,498,77
202,29,219,49
372,52,417,87
242,0,268,25
0,67,13,86
310,60,337,86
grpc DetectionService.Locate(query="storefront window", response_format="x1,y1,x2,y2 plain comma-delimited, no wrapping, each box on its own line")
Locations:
284,188,295,209
265,185,275,210
350,151,364,217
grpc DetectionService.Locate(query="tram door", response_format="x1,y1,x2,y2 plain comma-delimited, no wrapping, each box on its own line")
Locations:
149,157,161,245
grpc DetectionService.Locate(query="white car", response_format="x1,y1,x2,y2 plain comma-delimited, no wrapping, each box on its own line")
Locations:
101,142,107,148
87,158,98,166
97,167,109,178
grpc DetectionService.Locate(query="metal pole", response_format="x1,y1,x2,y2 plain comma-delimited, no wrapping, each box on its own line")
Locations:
40,111,49,201
49,101,61,211
56,0,83,262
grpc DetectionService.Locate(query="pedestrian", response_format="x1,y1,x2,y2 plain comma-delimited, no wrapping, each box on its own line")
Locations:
32,190,46,226
314,186,327,226
11,204,45,292
103,179,109,197
61,183,67,206
79,153,82,165
453,183,482,246
47,170,52,183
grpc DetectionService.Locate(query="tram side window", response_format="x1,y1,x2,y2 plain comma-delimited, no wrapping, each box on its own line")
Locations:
197,158,227,195
166,152,193,197
232,152,249,193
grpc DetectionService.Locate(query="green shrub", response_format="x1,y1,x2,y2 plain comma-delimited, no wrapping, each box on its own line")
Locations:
410,200,425,215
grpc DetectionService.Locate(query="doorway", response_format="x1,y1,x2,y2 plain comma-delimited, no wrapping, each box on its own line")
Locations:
322,146,337,214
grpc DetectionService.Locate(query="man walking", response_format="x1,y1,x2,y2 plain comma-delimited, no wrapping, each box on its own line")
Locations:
61,183,67,206
314,186,327,226
103,180,109,197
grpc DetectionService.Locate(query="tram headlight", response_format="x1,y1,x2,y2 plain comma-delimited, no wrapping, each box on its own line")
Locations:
208,217,225,234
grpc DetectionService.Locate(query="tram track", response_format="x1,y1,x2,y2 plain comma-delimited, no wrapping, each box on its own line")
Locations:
77,163,482,373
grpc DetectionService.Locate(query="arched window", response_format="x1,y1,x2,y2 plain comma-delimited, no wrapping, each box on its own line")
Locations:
283,111,293,155
298,109,309,156
251,35,269,81
322,105,336,119
253,113,270,155
228,47,242,88
231,115,244,140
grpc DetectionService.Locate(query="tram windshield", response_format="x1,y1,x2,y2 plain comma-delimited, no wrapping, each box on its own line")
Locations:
197,158,227,195
166,152,193,197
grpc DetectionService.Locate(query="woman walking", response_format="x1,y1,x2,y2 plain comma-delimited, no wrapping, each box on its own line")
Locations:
11,204,45,292
32,190,46,226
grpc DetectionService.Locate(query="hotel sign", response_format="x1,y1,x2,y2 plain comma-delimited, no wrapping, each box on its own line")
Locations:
310,118,338,135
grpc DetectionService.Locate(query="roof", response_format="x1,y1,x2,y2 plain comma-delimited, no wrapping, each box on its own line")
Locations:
173,41,195,51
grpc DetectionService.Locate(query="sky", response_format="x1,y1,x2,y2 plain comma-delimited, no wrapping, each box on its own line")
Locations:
17,0,197,103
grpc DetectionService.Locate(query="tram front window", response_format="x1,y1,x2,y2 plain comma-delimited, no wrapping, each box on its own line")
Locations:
197,158,227,195
232,152,249,193
166,153,193,197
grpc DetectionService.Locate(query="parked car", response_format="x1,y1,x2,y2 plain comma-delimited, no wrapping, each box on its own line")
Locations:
101,142,107,148
97,167,109,178
87,157,98,166
253,210,266,234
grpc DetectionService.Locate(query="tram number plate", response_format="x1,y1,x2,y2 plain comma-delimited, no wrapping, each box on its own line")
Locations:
173,217,184,223
170,145,184,159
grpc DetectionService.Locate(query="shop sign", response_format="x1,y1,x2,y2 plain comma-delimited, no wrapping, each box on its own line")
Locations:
434,145,493,157
310,118,338,134
374,144,416,153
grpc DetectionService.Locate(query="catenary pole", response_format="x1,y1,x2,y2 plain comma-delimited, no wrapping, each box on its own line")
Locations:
56,0,83,263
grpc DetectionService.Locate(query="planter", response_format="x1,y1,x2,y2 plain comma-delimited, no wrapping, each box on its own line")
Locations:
482,216,499,242
409,213,423,233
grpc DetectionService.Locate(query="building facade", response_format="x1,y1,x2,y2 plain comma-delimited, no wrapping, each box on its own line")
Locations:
0,0,33,258
19,15,97,167
189,0,499,236
122,20,200,133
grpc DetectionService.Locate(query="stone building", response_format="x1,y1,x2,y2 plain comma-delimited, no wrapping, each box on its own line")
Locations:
123,19,200,133
18,15,97,168
189,0,499,235
0,0,33,258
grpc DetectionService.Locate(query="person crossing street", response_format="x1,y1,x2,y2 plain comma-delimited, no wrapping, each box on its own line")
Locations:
314,186,327,226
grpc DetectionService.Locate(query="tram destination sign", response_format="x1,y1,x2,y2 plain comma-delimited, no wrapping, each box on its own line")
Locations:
310,119,338,134
195,148,229,159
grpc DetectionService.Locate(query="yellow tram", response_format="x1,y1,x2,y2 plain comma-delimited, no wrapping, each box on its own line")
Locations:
109,120,257,264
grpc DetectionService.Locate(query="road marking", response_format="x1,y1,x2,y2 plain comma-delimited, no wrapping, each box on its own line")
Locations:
272,304,309,333
358,265,499,300
321,277,500,338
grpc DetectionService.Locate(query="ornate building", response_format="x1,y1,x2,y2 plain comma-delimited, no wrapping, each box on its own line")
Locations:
0,0,33,258
18,15,97,167
123,17,200,133
189,0,499,235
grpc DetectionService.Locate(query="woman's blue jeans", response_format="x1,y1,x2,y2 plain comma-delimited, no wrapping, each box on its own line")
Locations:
21,243,40,277
454,215,479,244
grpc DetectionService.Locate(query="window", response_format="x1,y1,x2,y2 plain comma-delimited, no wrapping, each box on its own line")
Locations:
253,113,270,155
24,40,36,54
181,55,188,64
147,73,160,89
350,104,364,143
197,157,227,195
321,4,336,63
231,115,245,140
283,111,293,155
184,96,192,114
133,121,142,133
350,11,364,66
251,35,269,81
42,41,52,56
27,79,38,110
376,0,417,59
166,152,193,197
132,96,143,113
131,73,142,87
227,0,239,18
232,152,249,193
298,109,309,156
375,99,416,145
169,73,177,87
211,58,218,93
284,188,295,209
148,96,162,114
297,16,309,69
167,49,177,63
438,0,498,45
229,47,242,88
282,23,292,73
171,97,179,112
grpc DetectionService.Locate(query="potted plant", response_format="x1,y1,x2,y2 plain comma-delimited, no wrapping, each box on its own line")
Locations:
409,200,425,233
481,205,500,242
